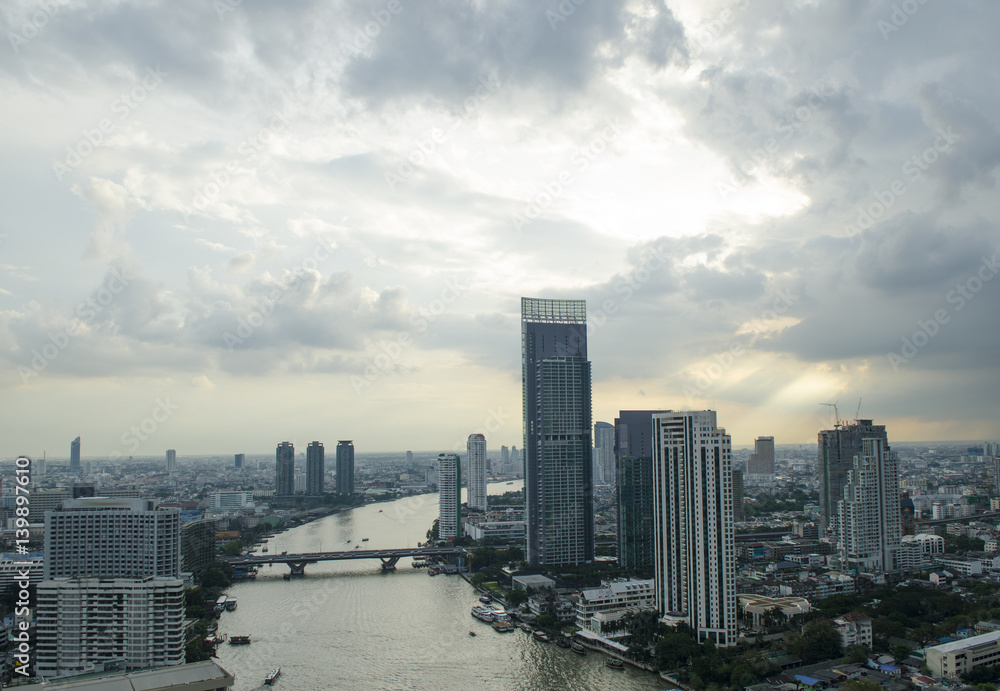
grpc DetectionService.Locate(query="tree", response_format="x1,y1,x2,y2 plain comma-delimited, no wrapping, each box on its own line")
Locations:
506,589,528,606
845,644,870,664
788,620,843,664
891,643,913,662
221,540,244,557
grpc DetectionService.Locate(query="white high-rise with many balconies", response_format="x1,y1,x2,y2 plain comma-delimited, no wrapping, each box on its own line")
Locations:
652,410,736,646
467,434,488,512
438,453,461,540
837,435,901,573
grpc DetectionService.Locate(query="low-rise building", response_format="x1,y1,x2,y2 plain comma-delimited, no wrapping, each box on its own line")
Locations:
925,630,1000,678
834,612,873,649
737,594,811,628
575,579,655,632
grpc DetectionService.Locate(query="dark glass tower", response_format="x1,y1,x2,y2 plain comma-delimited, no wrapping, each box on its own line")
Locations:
614,410,666,573
336,441,354,495
521,297,592,566
306,441,324,496
275,442,294,496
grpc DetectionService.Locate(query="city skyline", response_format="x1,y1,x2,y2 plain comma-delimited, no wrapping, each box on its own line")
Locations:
3,2,999,459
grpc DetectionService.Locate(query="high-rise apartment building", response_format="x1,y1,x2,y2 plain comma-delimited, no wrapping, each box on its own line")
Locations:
652,410,736,646
510,445,520,471
43,498,181,580
467,434,487,512
615,410,667,573
166,449,176,476
306,441,325,496
522,297,593,566
70,436,81,474
406,450,413,464
275,442,295,495
748,436,775,478
500,445,510,473
818,420,889,538
438,453,461,540
38,498,184,678
838,434,900,573
336,440,355,495
594,421,615,485
234,453,245,469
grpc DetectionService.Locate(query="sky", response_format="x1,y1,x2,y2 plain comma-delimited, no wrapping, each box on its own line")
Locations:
1,0,998,459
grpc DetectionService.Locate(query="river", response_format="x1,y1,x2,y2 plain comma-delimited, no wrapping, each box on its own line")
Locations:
214,481,667,690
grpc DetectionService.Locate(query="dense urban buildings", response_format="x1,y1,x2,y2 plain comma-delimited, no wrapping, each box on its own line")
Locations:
467,434,487,512
437,453,461,540
521,297,593,566
615,410,667,572
275,441,295,496
837,434,901,573
70,435,81,474
652,410,736,646
818,419,889,538
165,448,176,476
594,421,615,485
336,440,355,495
748,436,775,478
306,441,325,495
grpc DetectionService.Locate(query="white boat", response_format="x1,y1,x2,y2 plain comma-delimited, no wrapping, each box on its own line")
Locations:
264,666,280,685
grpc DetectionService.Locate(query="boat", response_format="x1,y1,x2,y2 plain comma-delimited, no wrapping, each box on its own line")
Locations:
362,538,369,541
532,631,551,642
378,509,383,512
555,636,571,648
264,666,280,685
261,546,268,553
604,658,624,670
346,540,351,543
479,595,492,604
506,481,513,485
468,630,477,637
571,641,586,655
282,573,290,581
471,606,494,623
225,598,237,612
493,619,515,633
229,635,251,645
518,622,532,633
354,545,360,549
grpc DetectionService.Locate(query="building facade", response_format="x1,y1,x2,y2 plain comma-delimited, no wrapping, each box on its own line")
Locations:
652,410,736,646
438,453,461,540
594,421,615,485
522,297,593,566
166,449,176,476
614,409,666,573
467,434,488,512
837,435,901,573
336,440,355,495
732,469,745,522
818,420,889,538
926,631,1000,678
306,441,325,496
576,578,655,632
36,577,184,678
43,498,181,580
234,453,244,469
275,442,295,496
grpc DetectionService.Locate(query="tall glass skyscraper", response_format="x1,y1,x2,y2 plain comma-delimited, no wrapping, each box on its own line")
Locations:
275,442,295,495
336,440,354,495
521,297,593,566
614,410,668,573
594,421,615,485
306,441,325,495
70,436,81,475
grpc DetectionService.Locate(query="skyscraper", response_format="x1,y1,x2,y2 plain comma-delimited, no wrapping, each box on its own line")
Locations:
748,436,775,478
406,450,413,464
522,297,593,566
652,410,736,646
438,453,461,540
235,453,244,469
166,448,176,476
336,440,355,495
818,419,889,538
306,441,325,496
275,442,295,496
838,434,901,572
70,436,81,474
500,445,510,473
615,410,667,573
467,434,487,512
510,445,520,471
38,498,183,676
594,421,615,485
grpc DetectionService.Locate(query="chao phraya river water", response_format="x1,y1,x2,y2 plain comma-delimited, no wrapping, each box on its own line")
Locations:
214,481,667,690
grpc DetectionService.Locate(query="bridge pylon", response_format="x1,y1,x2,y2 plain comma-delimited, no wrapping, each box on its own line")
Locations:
380,556,400,571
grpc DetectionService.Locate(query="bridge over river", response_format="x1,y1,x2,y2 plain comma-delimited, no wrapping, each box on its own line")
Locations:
224,546,466,576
